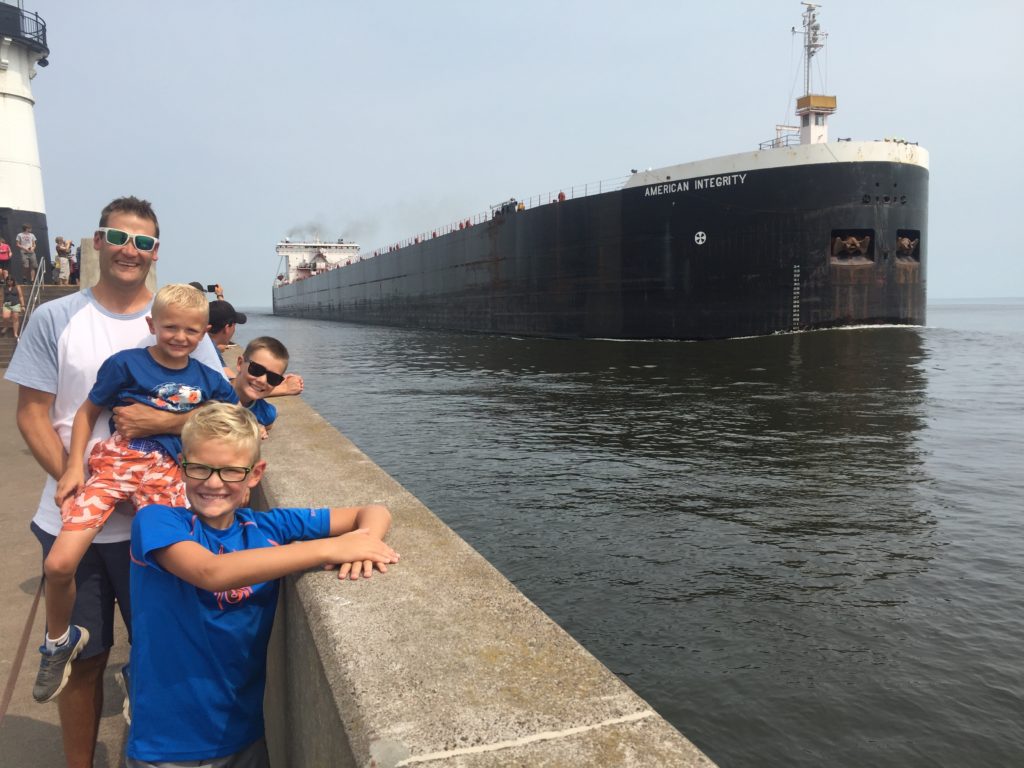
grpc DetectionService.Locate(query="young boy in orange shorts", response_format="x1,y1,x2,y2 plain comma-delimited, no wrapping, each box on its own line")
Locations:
34,283,237,703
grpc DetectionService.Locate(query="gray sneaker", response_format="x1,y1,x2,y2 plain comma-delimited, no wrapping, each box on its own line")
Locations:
114,663,132,725
32,625,90,703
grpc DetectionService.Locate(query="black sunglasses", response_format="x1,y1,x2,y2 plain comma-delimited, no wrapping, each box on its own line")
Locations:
245,359,285,387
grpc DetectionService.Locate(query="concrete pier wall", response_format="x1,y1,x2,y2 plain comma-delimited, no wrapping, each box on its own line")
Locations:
256,396,716,767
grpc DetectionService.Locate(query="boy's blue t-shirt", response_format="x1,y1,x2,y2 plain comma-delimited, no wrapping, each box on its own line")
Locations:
247,397,277,428
127,503,331,762
89,347,237,459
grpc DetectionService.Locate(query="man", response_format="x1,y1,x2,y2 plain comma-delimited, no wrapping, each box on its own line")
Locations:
208,298,247,377
15,223,38,283
5,196,224,768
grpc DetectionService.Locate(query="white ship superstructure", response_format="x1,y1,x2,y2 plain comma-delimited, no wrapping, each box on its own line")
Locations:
275,239,361,285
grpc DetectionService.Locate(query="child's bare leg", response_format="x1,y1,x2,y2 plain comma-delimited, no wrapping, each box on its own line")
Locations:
43,526,100,639
34,522,98,703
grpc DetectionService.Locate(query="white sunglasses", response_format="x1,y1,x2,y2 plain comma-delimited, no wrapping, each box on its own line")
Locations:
96,227,159,252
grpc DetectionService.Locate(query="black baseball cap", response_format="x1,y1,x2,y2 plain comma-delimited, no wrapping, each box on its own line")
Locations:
208,300,247,330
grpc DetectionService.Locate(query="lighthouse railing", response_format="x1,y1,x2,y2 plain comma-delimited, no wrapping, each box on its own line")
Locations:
0,4,48,54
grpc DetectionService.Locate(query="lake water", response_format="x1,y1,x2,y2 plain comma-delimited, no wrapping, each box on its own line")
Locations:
241,300,1024,767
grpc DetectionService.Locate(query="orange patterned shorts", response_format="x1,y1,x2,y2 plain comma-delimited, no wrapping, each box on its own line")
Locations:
61,432,186,531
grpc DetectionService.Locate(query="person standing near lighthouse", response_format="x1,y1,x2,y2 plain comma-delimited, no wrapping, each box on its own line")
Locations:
16,223,37,283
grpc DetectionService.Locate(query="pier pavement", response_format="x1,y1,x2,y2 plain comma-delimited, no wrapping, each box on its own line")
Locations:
0,373,129,767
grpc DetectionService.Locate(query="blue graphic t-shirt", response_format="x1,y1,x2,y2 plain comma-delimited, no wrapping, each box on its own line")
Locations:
127,504,331,762
89,347,238,459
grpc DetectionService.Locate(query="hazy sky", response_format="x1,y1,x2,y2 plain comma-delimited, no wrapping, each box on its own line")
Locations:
23,0,1024,307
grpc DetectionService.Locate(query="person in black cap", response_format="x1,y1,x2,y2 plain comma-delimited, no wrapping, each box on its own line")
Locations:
208,300,247,376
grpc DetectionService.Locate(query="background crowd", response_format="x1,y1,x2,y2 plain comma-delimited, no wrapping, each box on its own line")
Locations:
1,227,80,339
0,226,80,287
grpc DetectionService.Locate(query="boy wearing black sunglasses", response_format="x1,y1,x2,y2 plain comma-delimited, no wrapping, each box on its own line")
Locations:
232,336,294,438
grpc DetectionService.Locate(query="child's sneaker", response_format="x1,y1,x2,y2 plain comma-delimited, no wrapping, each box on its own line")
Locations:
32,625,90,703
115,663,132,724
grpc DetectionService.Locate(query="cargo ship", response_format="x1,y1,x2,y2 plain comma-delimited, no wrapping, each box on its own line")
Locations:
272,4,928,340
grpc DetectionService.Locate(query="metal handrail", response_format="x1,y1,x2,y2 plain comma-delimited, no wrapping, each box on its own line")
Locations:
20,263,46,330
759,133,802,150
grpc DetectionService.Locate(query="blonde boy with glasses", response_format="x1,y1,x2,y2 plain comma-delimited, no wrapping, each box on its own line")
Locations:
126,403,397,766
34,283,238,704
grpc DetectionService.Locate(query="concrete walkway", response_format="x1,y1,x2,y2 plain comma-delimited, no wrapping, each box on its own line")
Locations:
0,372,129,768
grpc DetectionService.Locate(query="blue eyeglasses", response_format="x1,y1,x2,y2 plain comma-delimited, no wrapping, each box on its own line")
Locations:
96,227,159,252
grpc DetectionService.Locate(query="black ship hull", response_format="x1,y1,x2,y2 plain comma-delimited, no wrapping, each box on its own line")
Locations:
273,149,928,340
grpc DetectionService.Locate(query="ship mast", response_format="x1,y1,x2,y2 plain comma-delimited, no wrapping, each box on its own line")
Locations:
800,2,825,96
795,2,835,145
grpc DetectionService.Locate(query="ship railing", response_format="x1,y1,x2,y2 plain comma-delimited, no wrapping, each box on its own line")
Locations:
759,131,802,150
366,173,632,257
0,3,49,56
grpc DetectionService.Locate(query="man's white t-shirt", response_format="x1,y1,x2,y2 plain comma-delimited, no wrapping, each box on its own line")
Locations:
15,231,36,253
4,288,226,542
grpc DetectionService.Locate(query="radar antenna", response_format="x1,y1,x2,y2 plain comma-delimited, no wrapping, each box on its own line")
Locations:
797,2,827,97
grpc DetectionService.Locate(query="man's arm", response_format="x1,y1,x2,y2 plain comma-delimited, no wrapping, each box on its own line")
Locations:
16,386,65,480
111,403,191,439
153,529,399,592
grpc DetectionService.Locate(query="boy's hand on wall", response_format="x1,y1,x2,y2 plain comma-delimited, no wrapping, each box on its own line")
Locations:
276,373,304,396
321,528,399,580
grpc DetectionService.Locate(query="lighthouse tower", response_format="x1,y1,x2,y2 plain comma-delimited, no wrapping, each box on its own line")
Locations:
796,3,836,145
0,1,49,275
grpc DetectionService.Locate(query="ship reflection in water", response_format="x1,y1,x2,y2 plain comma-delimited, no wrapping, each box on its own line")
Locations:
245,308,1023,768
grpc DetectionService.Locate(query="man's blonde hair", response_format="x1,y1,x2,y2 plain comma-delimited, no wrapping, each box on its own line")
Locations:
152,283,209,319
182,403,261,464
